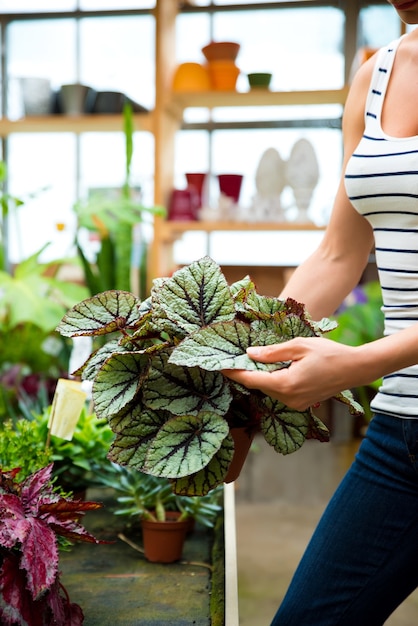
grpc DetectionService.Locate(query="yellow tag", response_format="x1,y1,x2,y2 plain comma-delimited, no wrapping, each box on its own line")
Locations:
48,378,87,440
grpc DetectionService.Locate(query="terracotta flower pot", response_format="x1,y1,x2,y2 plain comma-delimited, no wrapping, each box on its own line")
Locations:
141,511,189,563
224,426,256,484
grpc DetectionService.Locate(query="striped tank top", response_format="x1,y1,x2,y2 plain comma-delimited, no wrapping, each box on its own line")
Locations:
344,36,418,419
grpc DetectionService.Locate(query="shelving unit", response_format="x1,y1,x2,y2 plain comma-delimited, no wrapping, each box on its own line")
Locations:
146,3,345,285
0,1,351,288
0,114,153,135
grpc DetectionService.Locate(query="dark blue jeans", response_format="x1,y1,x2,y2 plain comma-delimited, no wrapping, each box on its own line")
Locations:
271,413,418,625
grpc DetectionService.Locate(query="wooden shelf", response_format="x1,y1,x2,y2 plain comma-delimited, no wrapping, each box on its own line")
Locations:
157,219,325,238
0,112,153,135
169,87,349,115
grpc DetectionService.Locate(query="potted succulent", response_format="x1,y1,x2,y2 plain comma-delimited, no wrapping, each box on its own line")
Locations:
99,464,222,563
57,256,363,497
0,464,105,626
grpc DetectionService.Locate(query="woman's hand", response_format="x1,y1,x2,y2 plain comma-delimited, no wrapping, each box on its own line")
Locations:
223,337,361,411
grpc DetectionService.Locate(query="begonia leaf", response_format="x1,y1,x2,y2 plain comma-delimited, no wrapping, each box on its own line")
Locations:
92,351,148,419
57,290,142,337
144,412,230,478
142,349,232,416
169,320,287,371
260,397,312,455
170,432,235,496
151,256,236,334
108,407,169,469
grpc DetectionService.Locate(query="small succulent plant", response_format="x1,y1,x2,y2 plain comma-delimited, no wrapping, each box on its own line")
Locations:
57,256,362,496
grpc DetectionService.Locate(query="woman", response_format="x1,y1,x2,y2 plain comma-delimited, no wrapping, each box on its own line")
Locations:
225,3,418,624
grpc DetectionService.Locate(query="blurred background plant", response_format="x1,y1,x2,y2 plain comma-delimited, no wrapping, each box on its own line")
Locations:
328,280,384,421
74,103,165,299
0,405,115,494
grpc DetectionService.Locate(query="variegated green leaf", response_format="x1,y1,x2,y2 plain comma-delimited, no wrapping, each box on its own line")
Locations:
93,351,148,419
236,290,288,321
260,397,311,454
312,317,338,333
334,389,364,415
151,256,236,334
306,412,330,442
169,320,286,372
78,338,125,381
108,407,168,469
57,290,142,337
144,412,230,478
143,349,232,416
170,432,235,495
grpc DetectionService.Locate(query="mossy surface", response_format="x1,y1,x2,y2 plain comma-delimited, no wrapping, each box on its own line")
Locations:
59,488,223,625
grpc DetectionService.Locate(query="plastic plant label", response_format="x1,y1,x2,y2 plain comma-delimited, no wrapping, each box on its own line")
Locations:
48,378,87,440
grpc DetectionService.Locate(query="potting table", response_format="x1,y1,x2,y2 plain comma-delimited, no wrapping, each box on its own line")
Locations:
59,486,232,625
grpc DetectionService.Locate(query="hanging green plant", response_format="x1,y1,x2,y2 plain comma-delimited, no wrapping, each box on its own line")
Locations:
57,256,363,496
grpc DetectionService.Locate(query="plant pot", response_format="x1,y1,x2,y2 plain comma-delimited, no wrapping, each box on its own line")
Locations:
224,426,255,483
141,511,189,563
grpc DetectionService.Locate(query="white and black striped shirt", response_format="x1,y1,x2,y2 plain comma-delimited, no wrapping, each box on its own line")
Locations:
345,36,418,418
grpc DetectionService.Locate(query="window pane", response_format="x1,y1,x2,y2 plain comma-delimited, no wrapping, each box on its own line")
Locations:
7,134,77,263
79,131,155,207
7,19,76,117
210,127,341,225
176,13,211,64
358,5,401,48
80,0,154,8
0,0,76,11
213,7,344,90
80,15,155,109
177,7,344,91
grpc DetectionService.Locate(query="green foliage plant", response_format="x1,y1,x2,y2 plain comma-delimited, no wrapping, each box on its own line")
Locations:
0,406,115,492
0,245,89,418
328,281,384,420
74,103,165,297
57,256,363,497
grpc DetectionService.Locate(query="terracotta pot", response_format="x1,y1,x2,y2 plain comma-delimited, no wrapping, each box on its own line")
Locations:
141,511,189,563
224,426,256,483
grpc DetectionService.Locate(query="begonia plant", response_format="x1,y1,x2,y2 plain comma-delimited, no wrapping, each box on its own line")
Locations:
57,256,363,496
0,464,104,626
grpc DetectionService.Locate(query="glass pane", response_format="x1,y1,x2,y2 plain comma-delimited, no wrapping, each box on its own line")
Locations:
213,7,344,90
0,0,76,11
176,13,211,64
7,134,77,263
7,19,76,118
78,131,155,261
209,127,341,225
177,7,344,90
358,5,401,48
80,132,155,207
80,0,154,8
80,15,155,109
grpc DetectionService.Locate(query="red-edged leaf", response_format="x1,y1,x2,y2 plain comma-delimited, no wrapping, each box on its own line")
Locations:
0,494,30,548
20,518,58,599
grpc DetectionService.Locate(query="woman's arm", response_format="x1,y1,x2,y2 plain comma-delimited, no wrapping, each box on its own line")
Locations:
279,58,376,320
223,55,410,409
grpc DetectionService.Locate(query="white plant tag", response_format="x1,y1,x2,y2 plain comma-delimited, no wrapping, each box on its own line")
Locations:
48,378,87,440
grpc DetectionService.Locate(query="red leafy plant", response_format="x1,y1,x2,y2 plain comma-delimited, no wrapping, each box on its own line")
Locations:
0,464,104,626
